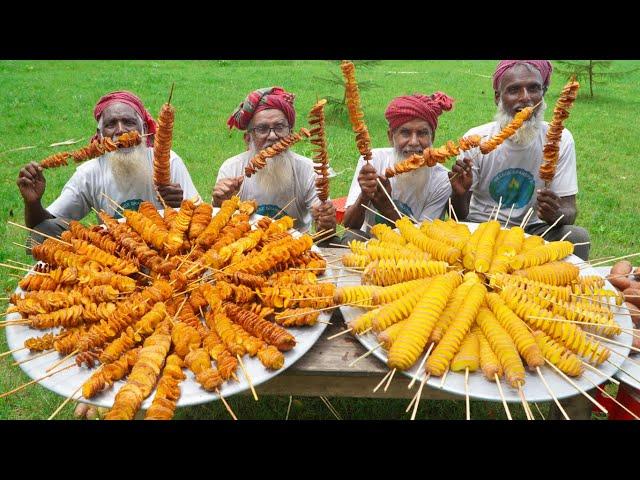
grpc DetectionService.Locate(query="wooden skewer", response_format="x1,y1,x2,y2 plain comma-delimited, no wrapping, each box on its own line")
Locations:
494,374,512,420
236,354,258,401
520,208,534,229
589,252,640,268
543,358,608,414
383,368,397,392
319,395,342,420
608,348,640,369
13,349,56,366
408,342,435,389
533,403,546,420
573,241,591,246
48,382,85,420
0,346,28,358
285,395,293,420
571,295,640,314
540,214,565,239
0,263,47,276
376,177,406,223
582,375,640,420
526,315,635,338
488,205,496,222
410,373,430,420
535,366,569,420
46,349,78,373
7,221,72,247
465,367,471,420
583,330,640,354
517,382,534,420
349,343,382,367
0,363,76,399
5,259,35,268
494,196,503,222
215,388,238,420
313,230,337,245
312,229,332,239
328,328,352,340
559,230,573,242
439,368,449,389
373,368,394,393
606,358,640,385
338,226,370,242
504,204,515,228
581,361,620,385
328,243,349,249
100,192,124,212
576,255,616,266
360,203,395,225
273,197,296,220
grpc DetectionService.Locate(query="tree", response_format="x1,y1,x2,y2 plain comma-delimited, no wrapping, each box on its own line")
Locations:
555,60,639,98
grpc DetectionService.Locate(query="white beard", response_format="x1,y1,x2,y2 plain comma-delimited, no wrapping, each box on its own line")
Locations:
106,142,152,194
392,147,431,193
494,99,547,146
248,140,295,197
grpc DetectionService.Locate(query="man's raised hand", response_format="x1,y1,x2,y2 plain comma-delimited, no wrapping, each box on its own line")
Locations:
17,162,46,204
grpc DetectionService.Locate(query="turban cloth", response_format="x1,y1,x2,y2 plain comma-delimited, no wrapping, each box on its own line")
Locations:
384,92,454,134
226,86,296,131
492,60,553,91
93,90,157,146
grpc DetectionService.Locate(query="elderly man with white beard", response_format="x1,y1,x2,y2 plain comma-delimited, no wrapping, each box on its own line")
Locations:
341,92,454,240
214,87,337,238
450,60,590,260
16,90,199,247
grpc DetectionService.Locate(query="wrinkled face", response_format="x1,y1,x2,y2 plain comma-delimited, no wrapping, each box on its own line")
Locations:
495,64,545,118
244,109,291,151
99,102,144,139
387,118,433,159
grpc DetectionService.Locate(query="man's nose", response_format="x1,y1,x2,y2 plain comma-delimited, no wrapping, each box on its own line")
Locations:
519,88,532,104
114,121,126,136
407,132,420,146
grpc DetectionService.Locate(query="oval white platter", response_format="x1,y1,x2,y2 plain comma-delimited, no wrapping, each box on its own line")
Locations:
338,222,632,403
5,209,332,410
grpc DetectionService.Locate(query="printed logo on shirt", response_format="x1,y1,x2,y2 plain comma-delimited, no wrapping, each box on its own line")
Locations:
489,168,535,209
256,204,287,220
374,200,413,227
111,199,143,220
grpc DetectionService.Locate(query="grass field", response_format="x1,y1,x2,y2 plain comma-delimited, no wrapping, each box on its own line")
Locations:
0,60,638,420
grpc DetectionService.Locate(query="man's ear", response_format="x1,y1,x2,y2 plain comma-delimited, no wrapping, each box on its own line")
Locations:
494,90,500,106
387,128,394,146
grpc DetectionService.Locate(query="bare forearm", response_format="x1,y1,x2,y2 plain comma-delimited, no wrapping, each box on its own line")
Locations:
343,194,368,230
24,200,54,229
451,191,471,221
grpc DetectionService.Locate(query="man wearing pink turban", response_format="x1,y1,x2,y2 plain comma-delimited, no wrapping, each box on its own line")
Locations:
449,59,590,261
16,90,199,244
214,86,337,238
342,92,454,236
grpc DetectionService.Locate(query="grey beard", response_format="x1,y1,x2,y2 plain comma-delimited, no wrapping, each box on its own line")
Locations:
392,147,431,193
494,99,547,146
247,141,295,197
106,143,152,193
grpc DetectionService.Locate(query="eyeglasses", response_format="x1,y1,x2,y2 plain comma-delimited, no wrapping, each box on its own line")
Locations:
250,124,291,138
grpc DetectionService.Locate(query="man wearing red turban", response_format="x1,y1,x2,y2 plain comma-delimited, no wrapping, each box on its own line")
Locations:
449,60,590,260
214,86,336,238
342,92,454,235
16,90,199,243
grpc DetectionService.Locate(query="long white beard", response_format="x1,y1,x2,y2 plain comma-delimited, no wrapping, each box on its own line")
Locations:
106,143,152,193
494,99,547,146
392,147,431,193
248,140,295,197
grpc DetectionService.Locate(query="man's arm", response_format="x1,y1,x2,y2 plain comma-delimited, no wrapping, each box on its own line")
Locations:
536,191,577,225
449,158,474,220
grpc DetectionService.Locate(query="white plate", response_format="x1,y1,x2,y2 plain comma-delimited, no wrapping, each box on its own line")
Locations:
338,222,633,403
5,209,332,409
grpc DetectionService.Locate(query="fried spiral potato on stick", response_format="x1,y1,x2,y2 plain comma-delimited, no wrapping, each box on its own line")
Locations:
340,60,372,161
479,106,536,154
245,128,311,177
539,79,580,184
309,99,331,202
153,100,175,186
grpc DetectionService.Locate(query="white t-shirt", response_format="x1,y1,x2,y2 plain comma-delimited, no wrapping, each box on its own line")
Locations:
217,151,322,232
459,121,578,227
345,148,452,232
47,148,200,220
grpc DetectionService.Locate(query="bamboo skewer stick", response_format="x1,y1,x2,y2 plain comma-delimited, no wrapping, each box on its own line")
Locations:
440,368,449,389
533,403,546,420
582,361,620,385
535,366,570,420
606,357,640,384
494,375,513,420
559,230,573,242
273,197,296,220
540,214,565,238
526,315,638,338
520,208,534,229
581,374,640,420
328,328,352,340
517,382,533,420
48,381,84,420
7,221,72,247
0,363,75,399
0,346,28,358
46,349,78,373
410,373,430,420
408,343,435,389
215,388,238,420
504,204,515,228
588,252,640,268
383,368,397,392
465,367,471,420
376,177,407,223
360,203,394,225
13,349,56,366
285,395,293,420
236,354,258,401
319,395,342,420
373,368,393,393
543,358,608,414
583,330,640,354
348,343,382,367
0,263,47,276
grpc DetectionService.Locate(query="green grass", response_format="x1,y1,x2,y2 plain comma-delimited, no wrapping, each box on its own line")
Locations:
1,60,638,420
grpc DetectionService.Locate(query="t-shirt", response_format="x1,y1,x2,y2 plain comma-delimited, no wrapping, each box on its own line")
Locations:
459,121,578,227
345,147,452,232
47,148,200,220
216,151,322,232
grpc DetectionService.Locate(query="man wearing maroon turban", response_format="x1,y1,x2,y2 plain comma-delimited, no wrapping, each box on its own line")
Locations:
449,60,590,261
214,86,336,237
342,92,454,235
16,90,199,244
